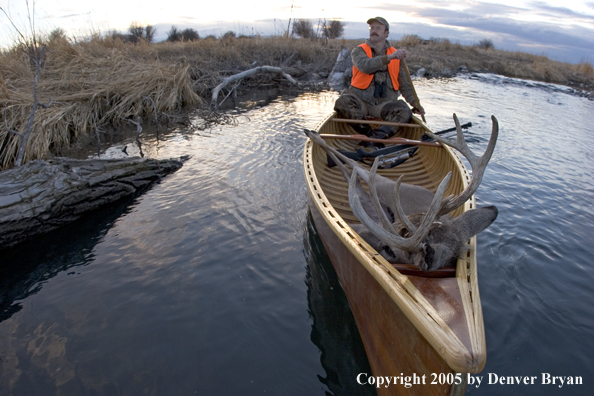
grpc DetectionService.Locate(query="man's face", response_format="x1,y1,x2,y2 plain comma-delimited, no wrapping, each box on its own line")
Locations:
369,21,388,45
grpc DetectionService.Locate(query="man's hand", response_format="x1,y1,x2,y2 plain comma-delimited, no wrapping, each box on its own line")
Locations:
413,105,426,116
388,49,407,61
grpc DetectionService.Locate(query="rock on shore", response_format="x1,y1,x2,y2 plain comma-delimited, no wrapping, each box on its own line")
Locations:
0,156,188,250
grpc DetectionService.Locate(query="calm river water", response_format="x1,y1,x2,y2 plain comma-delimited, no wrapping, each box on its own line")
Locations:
1,75,593,395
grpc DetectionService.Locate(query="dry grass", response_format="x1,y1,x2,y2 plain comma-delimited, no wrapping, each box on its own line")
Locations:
1,34,592,169
389,35,594,88
1,36,203,169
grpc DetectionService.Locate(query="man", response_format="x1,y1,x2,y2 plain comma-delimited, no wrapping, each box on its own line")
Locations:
334,17,425,139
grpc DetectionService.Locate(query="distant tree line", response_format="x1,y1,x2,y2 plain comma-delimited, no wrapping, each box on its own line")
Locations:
291,19,344,39
107,23,237,43
104,19,344,44
109,22,156,43
166,26,200,42
476,39,494,50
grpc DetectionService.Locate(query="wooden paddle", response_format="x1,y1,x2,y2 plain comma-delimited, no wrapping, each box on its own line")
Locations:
318,134,441,147
402,59,426,123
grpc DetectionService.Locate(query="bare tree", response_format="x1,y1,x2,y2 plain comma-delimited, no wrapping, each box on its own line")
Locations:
14,46,54,167
167,26,180,42
292,19,315,39
1,2,55,167
476,39,494,50
126,22,155,43
128,21,145,41
48,27,66,41
145,25,156,43
221,31,236,39
1,2,32,45
167,26,200,42
181,28,200,41
323,20,344,39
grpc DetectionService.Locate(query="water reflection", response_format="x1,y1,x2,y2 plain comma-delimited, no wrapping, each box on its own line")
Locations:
0,197,137,323
303,211,376,396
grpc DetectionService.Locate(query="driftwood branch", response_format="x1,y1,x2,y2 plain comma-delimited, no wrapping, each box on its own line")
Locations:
217,82,241,108
0,6,27,43
4,111,23,137
127,116,143,137
92,114,103,157
38,97,54,108
211,66,299,110
144,96,160,129
125,116,144,158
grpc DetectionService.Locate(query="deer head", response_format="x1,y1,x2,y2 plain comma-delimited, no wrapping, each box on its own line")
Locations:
305,113,499,271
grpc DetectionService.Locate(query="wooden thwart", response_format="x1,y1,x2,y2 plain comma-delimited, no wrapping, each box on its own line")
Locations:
331,117,423,128
319,133,442,147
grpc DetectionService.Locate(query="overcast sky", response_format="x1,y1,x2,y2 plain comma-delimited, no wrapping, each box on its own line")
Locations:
1,0,593,64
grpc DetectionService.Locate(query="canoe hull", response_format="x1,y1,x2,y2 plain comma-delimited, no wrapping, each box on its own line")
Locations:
309,196,466,396
303,112,485,395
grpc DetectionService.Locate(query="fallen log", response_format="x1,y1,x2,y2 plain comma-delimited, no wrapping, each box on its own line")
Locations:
211,66,300,110
0,156,189,249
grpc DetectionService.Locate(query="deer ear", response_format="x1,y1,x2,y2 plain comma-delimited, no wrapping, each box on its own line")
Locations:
452,205,498,241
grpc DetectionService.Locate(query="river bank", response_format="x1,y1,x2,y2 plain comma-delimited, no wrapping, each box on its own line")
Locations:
1,35,592,169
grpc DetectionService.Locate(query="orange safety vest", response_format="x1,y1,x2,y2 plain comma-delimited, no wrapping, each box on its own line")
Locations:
351,44,400,90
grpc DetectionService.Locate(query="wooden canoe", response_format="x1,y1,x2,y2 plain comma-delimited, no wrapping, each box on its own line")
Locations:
303,113,486,396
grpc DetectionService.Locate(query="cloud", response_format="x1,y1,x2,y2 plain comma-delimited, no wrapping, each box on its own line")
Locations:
530,1,594,22
358,1,594,63
48,13,87,20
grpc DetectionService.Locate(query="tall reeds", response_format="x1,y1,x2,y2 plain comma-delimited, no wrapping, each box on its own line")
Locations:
0,36,204,169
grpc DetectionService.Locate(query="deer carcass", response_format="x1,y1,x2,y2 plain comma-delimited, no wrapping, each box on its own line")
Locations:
304,114,499,271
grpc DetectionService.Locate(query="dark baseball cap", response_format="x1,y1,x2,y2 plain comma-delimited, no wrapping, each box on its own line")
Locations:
367,17,389,31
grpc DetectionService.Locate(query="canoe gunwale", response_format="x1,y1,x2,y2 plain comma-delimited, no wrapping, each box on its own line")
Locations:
303,112,486,374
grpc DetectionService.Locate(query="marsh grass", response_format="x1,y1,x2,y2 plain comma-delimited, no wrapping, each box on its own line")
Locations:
1,34,592,169
392,35,593,88
0,36,206,169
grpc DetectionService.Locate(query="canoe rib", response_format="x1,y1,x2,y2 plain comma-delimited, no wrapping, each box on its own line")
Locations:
303,112,486,381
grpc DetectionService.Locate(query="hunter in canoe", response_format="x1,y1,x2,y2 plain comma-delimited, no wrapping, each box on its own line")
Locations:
334,16,426,140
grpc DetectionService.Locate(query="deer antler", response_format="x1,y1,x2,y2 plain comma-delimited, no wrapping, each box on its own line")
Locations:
368,157,398,234
392,175,418,233
425,114,499,215
348,160,452,252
